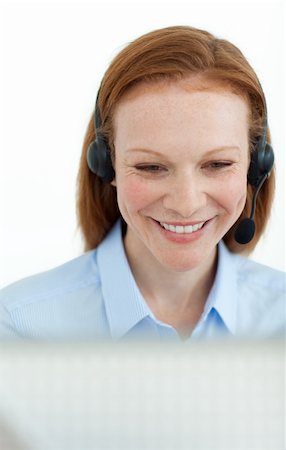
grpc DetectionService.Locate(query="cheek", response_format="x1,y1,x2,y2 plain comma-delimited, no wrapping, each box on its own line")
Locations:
117,177,158,213
215,174,247,212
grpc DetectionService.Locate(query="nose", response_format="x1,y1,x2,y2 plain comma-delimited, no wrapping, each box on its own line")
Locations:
162,169,207,218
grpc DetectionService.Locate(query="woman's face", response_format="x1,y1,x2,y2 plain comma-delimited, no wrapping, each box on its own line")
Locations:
112,79,249,272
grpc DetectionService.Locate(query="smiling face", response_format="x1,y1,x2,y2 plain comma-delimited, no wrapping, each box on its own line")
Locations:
112,78,250,272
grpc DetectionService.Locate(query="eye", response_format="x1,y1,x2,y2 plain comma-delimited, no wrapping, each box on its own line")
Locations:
135,164,165,173
205,161,233,170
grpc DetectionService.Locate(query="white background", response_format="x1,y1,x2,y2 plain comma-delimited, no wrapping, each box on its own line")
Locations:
0,0,285,288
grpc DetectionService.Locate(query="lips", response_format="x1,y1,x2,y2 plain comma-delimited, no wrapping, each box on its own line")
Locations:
159,221,205,234
151,217,210,244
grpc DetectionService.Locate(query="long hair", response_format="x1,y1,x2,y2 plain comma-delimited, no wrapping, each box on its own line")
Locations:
76,25,275,253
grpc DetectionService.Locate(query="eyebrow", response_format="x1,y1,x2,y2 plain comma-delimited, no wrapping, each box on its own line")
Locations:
125,146,241,157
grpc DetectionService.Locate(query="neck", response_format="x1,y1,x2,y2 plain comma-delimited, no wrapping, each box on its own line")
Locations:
123,233,217,339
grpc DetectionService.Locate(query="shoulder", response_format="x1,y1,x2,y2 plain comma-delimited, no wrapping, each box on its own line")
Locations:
234,255,285,337
1,250,100,308
236,255,285,293
0,250,102,338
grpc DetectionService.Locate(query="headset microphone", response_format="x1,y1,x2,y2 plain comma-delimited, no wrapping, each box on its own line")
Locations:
234,173,267,245
234,141,274,245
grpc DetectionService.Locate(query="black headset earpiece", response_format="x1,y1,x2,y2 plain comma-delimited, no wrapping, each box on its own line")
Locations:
86,91,115,183
234,116,275,245
247,135,274,188
87,136,115,183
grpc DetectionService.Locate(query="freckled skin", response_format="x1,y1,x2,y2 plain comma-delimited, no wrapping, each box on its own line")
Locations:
111,78,249,273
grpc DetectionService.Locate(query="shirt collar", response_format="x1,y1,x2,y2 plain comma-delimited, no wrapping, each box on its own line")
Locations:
97,220,151,339
97,220,239,339
201,240,239,336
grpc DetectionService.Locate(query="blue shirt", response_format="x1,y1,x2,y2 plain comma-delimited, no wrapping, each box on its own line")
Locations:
0,220,285,340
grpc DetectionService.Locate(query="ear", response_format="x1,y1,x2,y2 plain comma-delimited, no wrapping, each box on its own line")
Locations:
110,178,117,187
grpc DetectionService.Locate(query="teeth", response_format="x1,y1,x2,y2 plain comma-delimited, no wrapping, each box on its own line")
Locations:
159,221,205,234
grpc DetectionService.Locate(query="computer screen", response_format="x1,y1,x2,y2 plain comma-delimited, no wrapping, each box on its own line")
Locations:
0,338,284,450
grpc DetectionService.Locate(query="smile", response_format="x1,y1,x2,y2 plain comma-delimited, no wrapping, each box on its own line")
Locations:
159,221,205,234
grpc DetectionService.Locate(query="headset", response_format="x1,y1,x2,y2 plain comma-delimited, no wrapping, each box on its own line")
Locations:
87,91,115,184
234,115,274,244
87,88,274,245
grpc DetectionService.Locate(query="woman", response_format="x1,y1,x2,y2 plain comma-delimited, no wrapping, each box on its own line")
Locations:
0,26,284,340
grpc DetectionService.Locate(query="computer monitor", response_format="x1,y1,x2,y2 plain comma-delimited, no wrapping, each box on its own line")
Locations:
0,338,284,450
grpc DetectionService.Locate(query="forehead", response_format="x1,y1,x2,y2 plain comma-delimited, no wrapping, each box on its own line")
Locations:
114,75,249,113
113,78,249,152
